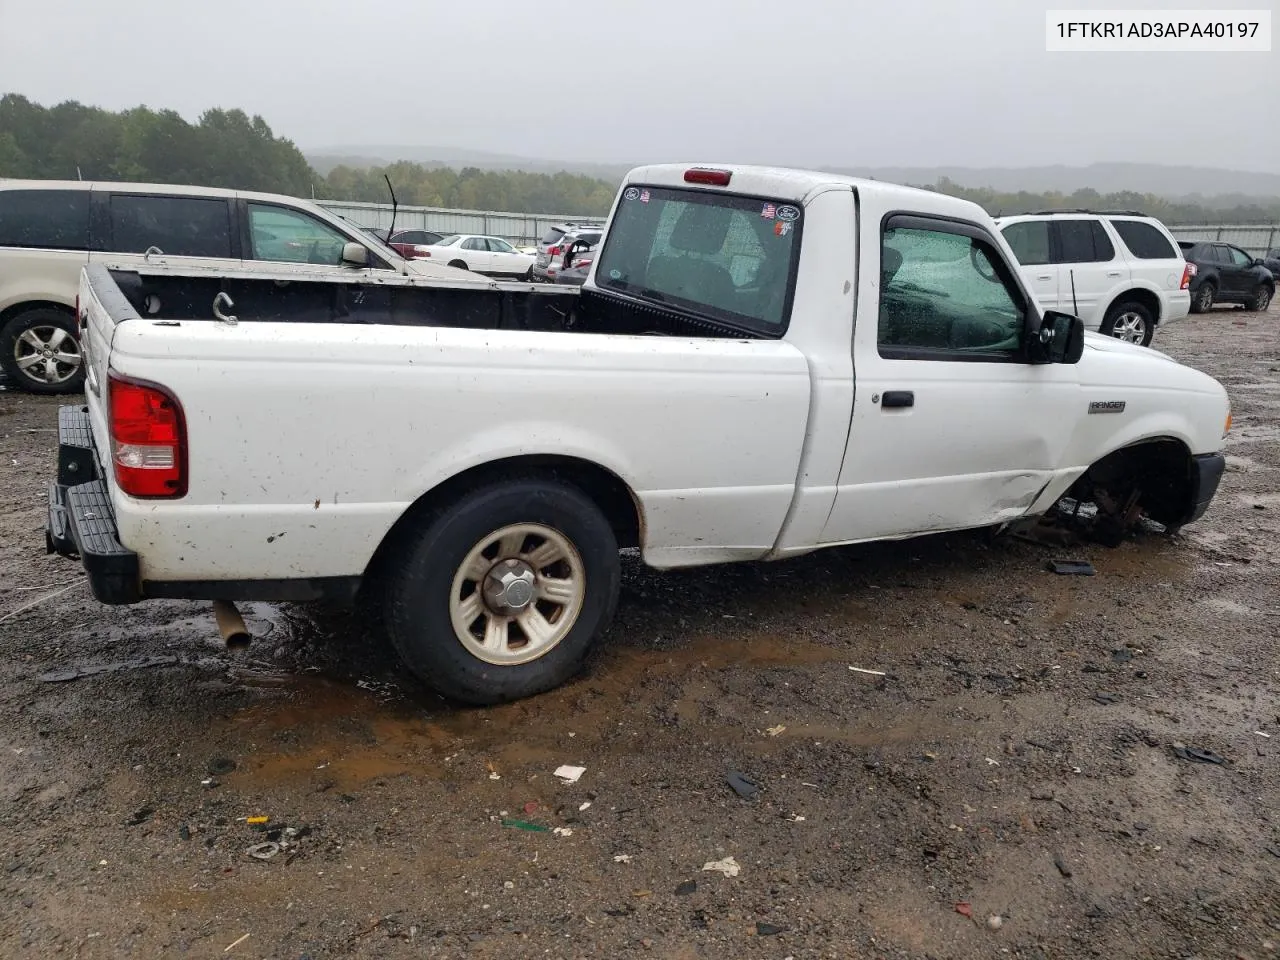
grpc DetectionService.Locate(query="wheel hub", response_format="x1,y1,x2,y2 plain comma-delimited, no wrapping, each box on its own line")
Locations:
483,559,537,613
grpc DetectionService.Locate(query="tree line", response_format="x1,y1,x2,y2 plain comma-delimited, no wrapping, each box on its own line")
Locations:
2,95,1277,223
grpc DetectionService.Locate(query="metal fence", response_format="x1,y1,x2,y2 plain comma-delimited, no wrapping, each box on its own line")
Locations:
1167,224,1278,257
316,199,606,248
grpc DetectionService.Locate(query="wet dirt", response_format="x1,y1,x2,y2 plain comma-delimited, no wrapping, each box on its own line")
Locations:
1,305,1278,958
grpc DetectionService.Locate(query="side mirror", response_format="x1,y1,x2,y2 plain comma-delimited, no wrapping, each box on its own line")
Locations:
341,242,369,268
1254,258,1265,267
1029,310,1085,364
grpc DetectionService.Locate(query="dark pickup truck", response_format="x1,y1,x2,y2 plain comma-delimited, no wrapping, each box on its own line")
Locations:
1179,240,1274,313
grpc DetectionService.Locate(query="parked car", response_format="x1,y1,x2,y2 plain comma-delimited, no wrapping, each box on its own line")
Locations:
417,234,536,278
1178,241,1274,313
1263,249,1280,282
534,228,602,282
994,211,1192,346
0,180,480,394
536,221,600,262
51,162,1230,706
554,252,594,286
384,229,445,259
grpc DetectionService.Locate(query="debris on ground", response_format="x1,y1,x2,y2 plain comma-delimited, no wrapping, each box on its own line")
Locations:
224,932,250,952
554,765,586,784
1111,648,1134,663
675,880,696,895
245,815,269,825
764,724,786,737
501,819,549,833
553,827,574,837
756,922,784,936
726,769,760,800
1171,744,1226,765
578,801,592,811
1054,853,1073,878
848,666,887,676
702,856,740,878
955,902,973,918
1092,693,1120,705
523,801,538,815
613,854,633,864
245,842,281,861
987,915,1004,931
1047,559,1096,576
207,758,237,776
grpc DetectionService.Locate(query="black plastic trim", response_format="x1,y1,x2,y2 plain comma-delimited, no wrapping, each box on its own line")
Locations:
1183,452,1227,524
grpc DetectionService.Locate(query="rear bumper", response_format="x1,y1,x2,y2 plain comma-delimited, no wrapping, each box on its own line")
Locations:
1183,452,1226,524
1164,290,1191,323
46,405,143,604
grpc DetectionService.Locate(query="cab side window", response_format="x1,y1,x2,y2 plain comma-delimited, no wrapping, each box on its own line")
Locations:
1227,246,1253,267
879,217,1027,360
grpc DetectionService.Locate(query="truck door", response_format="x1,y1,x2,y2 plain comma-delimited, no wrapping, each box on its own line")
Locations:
820,213,1080,544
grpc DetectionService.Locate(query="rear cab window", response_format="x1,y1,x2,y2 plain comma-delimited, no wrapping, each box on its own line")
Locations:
0,189,91,250
1110,219,1177,260
593,186,803,335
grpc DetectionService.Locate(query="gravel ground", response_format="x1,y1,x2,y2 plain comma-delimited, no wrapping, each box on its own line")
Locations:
0,303,1277,959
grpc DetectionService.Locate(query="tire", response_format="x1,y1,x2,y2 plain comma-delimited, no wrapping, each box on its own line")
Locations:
0,308,85,395
1191,282,1215,314
1246,283,1273,313
448,259,469,271
1100,300,1154,347
384,479,621,705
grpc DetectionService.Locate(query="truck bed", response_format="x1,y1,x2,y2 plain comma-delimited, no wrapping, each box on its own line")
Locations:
107,266,767,340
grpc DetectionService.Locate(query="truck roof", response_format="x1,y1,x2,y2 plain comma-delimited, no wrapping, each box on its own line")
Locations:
624,163,991,222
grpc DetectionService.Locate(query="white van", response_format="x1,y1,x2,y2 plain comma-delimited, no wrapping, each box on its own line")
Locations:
994,211,1192,347
0,180,480,393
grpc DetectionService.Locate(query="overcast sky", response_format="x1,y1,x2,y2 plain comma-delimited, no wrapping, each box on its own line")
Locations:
0,0,1274,171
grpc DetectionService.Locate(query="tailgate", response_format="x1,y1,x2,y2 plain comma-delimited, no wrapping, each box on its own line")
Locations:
77,264,140,452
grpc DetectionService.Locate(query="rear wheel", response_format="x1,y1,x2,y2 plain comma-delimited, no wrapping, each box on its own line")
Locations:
1246,283,1273,312
1100,300,1154,346
384,479,621,705
0,308,85,394
1191,283,1215,314
448,259,469,271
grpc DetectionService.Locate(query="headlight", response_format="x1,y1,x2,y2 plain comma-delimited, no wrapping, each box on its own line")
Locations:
1223,409,1232,438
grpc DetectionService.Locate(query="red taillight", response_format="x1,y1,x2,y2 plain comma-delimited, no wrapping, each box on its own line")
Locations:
1180,262,1196,289
548,244,562,256
413,245,432,258
108,373,186,498
684,168,732,186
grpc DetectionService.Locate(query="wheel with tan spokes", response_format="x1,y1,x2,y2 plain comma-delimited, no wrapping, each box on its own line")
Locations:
385,479,620,704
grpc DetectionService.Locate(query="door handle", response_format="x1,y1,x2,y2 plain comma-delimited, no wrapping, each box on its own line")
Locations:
1037,274,1052,281
881,390,914,409
1107,271,1122,277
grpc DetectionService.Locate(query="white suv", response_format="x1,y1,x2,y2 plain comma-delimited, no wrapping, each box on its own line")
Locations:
994,211,1192,346
0,180,478,394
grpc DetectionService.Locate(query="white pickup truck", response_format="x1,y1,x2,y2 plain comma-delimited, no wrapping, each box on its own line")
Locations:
48,164,1231,704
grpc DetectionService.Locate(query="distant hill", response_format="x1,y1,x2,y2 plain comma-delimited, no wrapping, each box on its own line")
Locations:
830,162,1280,201
308,148,1280,203
306,145,632,183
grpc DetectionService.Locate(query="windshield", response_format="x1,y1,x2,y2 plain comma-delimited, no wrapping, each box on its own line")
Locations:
593,186,802,334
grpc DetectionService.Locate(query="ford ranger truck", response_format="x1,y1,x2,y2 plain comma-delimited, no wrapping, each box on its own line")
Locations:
47,164,1231,704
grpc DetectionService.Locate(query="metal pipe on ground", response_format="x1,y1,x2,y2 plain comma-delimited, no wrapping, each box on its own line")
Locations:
212,600,251,650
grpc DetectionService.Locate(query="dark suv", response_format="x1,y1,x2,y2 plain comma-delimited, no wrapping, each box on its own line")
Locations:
1178,241,1274,313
